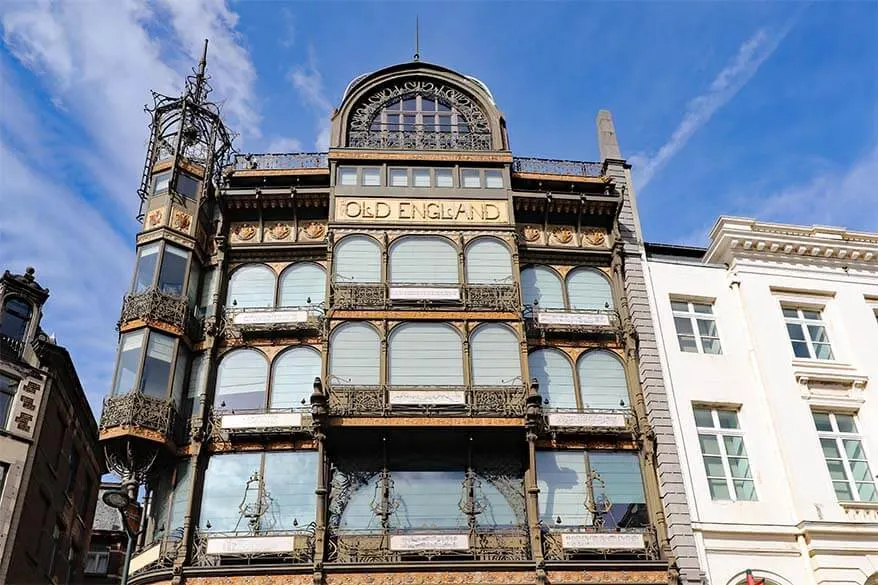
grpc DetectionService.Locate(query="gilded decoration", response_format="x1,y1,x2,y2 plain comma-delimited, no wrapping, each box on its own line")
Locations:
583,228,607,247
146,208,164,229
517,225,610,250
302,221,327,240
231,223,258,243
264,222,293,242
172,210,193,234
521,225,541,243
550,226,576,246
334,198,509,225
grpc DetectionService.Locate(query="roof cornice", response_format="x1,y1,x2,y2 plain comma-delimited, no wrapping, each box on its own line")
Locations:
704,216,878,266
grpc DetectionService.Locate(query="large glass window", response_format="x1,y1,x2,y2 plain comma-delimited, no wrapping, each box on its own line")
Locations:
271,347,321,409
334,236,381,283
435,168,453,188
214,349,268,410
201,452,317,533
1,297,32,342
338,167,357,186
132,244,160,293
485,169,503,188
461,169,481,188
227,264,276,308
157,245,189,296
389,236,458,284
694,407,756,501
470,324,520,386
362,167,380,186
412,168,431,187
131,242,190,297
369,95,471,136
528,348,576,409
813,411,877,502
329,323,380,385
783,307,833,360
465,238,513,284
577,350,629,409
520,266,564,308
389,168,408,187
537,451,647,528
566,268,613,310
140,332,177,399
388,323,463,385
175,173,200,200
0,374,17,429
672,301,722,354
111,331,146,396
279,263,326,307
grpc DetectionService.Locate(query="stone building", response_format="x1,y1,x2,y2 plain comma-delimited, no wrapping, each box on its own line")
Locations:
0,268,102,584
645,218,878,585
97,46,702,585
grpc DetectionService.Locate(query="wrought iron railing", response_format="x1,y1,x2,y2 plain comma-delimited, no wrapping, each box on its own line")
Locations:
512,157,603,178
207,407,311,441
328,527,529,563
118,288,192,333
330,282,520,312
0,335,25,360
327,384,527,417
232,152,328,171
99,391,177,440
542,525,659,561
220,306,324,340
129,533,182,575
524,306,621,337
348,130,492,151
542,407,636,435
191,527,315,567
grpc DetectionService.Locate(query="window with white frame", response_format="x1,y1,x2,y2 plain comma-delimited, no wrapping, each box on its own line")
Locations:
412,168,431,187
671,301,722,354
693,407,756,501
461,169,481,188
813,411,878,502
436,168,453,187
389,168,408,187
0,374,17,429
338,166,357,186
782,307,833,359
362,167,380,186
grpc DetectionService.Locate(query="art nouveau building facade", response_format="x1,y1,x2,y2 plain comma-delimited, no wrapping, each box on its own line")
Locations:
645,219,878,585
98,51,703,585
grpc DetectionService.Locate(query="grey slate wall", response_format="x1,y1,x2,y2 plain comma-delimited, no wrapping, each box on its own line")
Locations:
597,110,704,585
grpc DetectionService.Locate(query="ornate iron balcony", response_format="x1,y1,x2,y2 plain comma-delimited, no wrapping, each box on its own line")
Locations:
220,306,324,340
233,152,328,171
129,533,182,576
327,384,527,418
512,157,603,178
0,335,25,360
99,391,177,440
348,130,492,151
542,525,659,561
330,282,520,312
525,307,621,337
543,408,636,436
119,288,193,334
328,527,529,563
207,407,312,441
191,527,315,566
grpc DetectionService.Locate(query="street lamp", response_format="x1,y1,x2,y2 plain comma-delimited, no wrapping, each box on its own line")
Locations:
102,485,141,585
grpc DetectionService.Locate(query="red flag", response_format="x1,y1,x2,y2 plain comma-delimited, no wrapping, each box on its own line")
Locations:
746,570,765,585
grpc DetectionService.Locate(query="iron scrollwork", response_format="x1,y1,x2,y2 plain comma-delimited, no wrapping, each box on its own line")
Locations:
512,157,603,178
190,526,316,567
233,152,328,171
326,384,527,417
118,288,192,334
99,391,177,439
220,305,325,341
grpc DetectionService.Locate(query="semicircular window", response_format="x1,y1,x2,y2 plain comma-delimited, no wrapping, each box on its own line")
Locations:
215,348,268,410
348,84,491,151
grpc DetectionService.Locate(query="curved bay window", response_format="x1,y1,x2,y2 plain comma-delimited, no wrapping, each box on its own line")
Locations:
528,349,629,410
536,450,648,530
133,243,190,296
521,266,613,310
110,330,189,402
200,451,318,534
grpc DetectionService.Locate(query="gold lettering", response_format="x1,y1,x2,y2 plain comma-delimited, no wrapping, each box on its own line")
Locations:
363,202,374,218
398,202,411,219
345,201,361,218
426,202,440,219
472,204,483,221
484,203,501,221
376,201,391,218
455,203,467,219
337,198,507,224
412,201,425,220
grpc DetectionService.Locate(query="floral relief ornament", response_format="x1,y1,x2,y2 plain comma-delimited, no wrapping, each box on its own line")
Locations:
552,226,575,244
172,211,192,233
146,208,164,228
233,223,257,241
303,221,326,240
268,222,291,240
583,228,607,247
521,225,541,243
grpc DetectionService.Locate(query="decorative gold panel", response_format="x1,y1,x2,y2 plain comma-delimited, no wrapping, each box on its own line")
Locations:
518,224,610,249
335,197,510,225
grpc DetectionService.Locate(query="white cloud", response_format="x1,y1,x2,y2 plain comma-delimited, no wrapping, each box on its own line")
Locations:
290,47,333,151
265,136,304,153
631,24,792,191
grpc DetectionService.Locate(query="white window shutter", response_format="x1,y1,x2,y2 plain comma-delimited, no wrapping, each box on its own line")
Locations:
279,263,326,307
388,323,463,385
389,236,458,284
520,266,564,308
334,236,381,283
528,348,576,409
466,238,513,284
567,268,613,310
471,324,520,385
271,346,322,408
329,323,380,385
227,264,276,308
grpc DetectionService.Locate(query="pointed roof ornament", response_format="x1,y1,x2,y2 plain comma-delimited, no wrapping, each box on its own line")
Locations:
185,38,211,104
413,16,420,62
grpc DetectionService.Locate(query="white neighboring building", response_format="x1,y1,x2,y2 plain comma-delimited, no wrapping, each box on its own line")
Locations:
644,217,878,585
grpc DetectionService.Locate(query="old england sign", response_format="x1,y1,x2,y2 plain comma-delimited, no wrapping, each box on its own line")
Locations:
335,197,509,225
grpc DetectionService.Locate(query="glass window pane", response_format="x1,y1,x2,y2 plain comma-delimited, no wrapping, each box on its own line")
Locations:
782,307,799,318
812,343,834,360
670,301,689,312
807,325,830,343
723,435,747,457
158,245,189,296
362,168,380,186
227,264,275,308
528,349,576,410
577,350,629,409
436,168,453,187
389,236,458,284
471,325,521,386
693,408,714,428
696,319,718,337
461,169,481,188
791,340,811,358
707,478,731,500
171,346,189,405
812,412,832,431
112,331,145,395
536,451,590,527
678,335,699,353
278,263,326,307
412,168,430,187
674,317,694,336
727,457,752,479
338,167,357,186
485,170,503,188
843,438,865,459
389,323,463,386
858,482,878,502
422,98,435,112
334,236,381,283
520,266,564,309
699,435,721,456
466,238,513,284
717,410,739,429
702,337,722,355
271,347,321,409
566,268,613,310
215,349,268,410
833,481,853,501
849,459,872,482
836,415,856,433
338,474,381,530
692,303,713,314
390,168,408,187
175,173,199,199
589,452,648,528
141,333,175,399
329,323,380,386
402,97,417,111
802,310,822,320
733,480,757,501
262,452,317,530
133,243,160,293
703,456,726,478
825,459,848,481
786,323,806,341
200,453,262,532
392,470,467,529
152,171,171,194
820,438,841,459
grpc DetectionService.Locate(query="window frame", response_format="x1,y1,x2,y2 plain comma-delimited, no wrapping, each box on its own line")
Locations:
460,168,482,188
337,166,358,186
693,406,757,501
813,411,878,502
782,306,834,360
110,329,185,401
1,296,33,342
0,373,18,430
671,300,722,355
484,169,504,189
361,166,381,187
130,241,193,297
389,167,409,187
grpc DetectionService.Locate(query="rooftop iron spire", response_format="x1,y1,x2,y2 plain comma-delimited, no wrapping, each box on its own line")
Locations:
413,16,420,62
193,38,209,103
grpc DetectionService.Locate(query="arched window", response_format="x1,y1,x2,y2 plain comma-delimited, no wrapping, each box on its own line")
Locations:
520,266,564,308
528,348,576,409
389,323,463,385
329,323,380,385
1,297,32,341
271,347,321,409
334,236,381,283
227,264,275,308
465,238,513,284
279,263,326,307
215,349,268,410
577,350,629,409
389,236,458,284
470,324,520,386
567,268,613,310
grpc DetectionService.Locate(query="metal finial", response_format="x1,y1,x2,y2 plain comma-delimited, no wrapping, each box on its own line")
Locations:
413,16,420,62
194,38,209,101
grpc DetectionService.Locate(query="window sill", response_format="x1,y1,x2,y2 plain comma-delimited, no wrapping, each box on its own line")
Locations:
791,358,856,371
839,500,878,510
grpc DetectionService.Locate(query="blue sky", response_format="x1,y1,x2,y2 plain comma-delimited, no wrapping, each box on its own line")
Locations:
1,0,876,414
